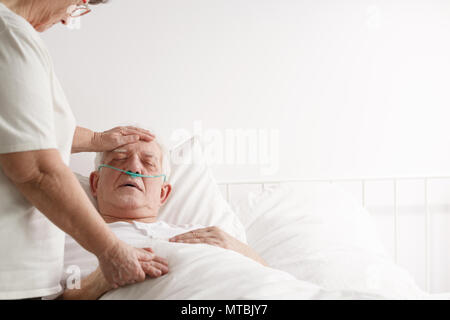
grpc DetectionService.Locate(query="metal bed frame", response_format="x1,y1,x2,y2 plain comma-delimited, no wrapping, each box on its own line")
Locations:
218,175,450,293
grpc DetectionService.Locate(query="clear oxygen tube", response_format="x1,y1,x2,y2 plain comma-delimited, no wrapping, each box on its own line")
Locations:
98,164,166,182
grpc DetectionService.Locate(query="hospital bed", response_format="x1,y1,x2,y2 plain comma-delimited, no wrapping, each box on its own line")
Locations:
219,176,450,294
219,176,450,299
75,136,450,299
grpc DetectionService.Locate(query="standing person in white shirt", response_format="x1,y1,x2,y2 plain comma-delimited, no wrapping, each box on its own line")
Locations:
0,0,168,300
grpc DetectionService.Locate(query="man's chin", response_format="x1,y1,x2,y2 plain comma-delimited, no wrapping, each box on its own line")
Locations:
110,194,144,210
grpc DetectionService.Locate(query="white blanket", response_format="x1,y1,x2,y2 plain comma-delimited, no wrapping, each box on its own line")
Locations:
101,239,382,300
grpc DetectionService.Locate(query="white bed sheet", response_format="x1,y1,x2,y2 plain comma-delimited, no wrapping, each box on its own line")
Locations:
100,239,383,300
233,183,444,299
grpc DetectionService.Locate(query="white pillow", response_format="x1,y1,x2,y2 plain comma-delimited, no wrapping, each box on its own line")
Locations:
74,135,246,243
234,183,427,299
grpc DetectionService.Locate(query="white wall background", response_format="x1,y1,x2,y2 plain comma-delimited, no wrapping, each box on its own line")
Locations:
41,0,450,293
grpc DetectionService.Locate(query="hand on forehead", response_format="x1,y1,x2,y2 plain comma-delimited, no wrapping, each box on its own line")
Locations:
107,140,162,163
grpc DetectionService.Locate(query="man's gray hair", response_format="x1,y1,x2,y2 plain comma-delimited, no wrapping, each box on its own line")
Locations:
94,133,171,182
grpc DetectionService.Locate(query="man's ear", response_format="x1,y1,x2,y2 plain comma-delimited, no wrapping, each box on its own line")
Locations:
160,183,172,206
89,171,100,198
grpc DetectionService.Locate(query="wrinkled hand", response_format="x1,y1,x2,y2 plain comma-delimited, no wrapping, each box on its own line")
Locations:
169,226,240,251
98,241,169,289
92,126,155,152
169,227,268,266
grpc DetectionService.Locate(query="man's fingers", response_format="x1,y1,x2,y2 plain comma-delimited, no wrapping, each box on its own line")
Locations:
172,238,204,244
170,237,218,247
169,228,209,241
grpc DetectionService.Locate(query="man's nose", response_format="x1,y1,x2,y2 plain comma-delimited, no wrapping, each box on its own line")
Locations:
124,156,144,174
125,165,142,175
127,170,140,175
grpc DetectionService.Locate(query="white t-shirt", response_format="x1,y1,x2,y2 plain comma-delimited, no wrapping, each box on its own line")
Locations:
62,221,205,286
0,4,76,299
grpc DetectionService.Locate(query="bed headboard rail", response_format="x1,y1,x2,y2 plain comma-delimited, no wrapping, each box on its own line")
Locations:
218,175,450,293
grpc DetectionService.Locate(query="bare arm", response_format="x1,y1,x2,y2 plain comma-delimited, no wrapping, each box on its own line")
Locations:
0,149,158,287
232,239,268,266
169,227,268,266
59,268,112,300
60,254,169,300
0,149,117,255
71,126,96,154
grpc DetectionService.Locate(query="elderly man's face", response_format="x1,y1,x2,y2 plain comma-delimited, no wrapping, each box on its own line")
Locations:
90,140,171,221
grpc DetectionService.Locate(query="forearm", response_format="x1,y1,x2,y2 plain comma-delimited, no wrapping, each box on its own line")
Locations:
235,241,268,267
71,126,95,154
13,157,117,257
170,228,268,266
59,270,111,300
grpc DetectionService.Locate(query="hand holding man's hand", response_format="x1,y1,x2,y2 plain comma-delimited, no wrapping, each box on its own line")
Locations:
98,241,169,288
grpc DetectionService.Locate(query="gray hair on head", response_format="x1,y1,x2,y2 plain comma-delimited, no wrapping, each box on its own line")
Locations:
89,0,109,5
94,128,171,182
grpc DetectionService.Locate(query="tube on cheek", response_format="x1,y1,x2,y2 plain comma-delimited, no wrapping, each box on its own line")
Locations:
98,164,167,182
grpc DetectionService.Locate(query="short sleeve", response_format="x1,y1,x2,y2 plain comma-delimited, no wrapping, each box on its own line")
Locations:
0,25,57,154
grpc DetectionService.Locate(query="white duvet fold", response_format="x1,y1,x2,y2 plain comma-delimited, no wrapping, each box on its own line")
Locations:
101,239,382,300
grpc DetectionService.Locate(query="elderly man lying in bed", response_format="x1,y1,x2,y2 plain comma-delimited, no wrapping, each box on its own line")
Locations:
59,137,266,300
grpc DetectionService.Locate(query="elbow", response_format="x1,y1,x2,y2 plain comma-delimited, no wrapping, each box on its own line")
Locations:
0,149,64,186
0,162,42,187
